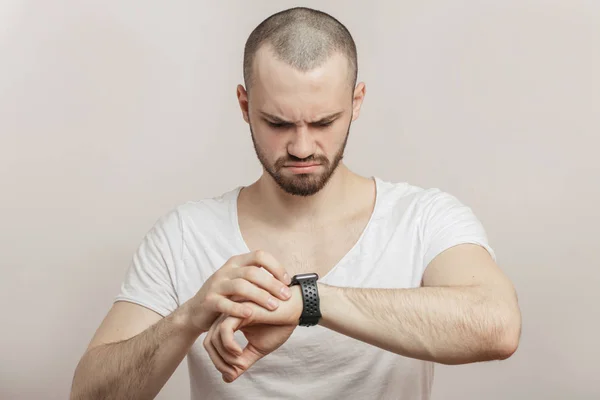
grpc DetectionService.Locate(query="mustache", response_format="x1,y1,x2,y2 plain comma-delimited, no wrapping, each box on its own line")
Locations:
274,155,329,169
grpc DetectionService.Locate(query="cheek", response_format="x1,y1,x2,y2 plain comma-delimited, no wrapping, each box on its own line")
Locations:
322,125,349,149
253,127,285,155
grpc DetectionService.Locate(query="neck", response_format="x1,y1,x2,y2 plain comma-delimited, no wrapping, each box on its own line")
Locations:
244,164,366,228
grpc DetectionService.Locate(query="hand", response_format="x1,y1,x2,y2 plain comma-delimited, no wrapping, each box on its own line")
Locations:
204,315,296,383
184,250,293,333
203,286,303,382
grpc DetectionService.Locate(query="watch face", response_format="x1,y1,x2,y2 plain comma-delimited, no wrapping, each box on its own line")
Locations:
295,273,319,281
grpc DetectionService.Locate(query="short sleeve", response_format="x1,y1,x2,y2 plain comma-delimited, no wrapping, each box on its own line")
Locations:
420,190,496,270
114,208,183,317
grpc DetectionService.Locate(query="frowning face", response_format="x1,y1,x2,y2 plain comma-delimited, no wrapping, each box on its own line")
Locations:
238,46,365,196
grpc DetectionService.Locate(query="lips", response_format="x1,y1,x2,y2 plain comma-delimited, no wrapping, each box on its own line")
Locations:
283,163,322,174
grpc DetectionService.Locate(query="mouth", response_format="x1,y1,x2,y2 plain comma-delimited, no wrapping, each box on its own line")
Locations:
283,163,322,174
284,163,321,167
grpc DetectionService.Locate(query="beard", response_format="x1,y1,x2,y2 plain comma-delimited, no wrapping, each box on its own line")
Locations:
249,122,350,197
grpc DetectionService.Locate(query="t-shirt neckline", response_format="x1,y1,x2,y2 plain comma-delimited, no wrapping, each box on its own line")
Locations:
229,176,381,283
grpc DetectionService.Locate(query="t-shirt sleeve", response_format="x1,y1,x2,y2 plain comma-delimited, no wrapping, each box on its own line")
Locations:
420,190,496,270
114,208,183,317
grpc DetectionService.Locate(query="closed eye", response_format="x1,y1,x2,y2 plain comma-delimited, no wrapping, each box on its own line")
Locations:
266,120,293,129
265,119,336,129
313,121,334,128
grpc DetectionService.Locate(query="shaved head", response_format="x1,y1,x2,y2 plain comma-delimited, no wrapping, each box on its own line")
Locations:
243,7,358,93
237,7,365,197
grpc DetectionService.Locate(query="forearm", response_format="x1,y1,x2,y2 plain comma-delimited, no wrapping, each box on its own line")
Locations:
70,303,201,400
318,283,521,365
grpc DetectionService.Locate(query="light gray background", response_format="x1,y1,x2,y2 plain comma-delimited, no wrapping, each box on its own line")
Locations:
1,1,598,399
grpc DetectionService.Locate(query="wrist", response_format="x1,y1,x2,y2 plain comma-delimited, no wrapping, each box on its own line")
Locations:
288,273,323,326
176,301,207,337
316,282,335,327
290,285,303,324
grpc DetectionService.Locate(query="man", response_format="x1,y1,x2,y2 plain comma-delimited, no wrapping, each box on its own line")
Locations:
70,6,521,400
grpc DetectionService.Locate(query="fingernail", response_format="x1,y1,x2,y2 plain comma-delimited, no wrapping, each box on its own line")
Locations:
284,273,291,285
267,297,279,309
281,286,291,298
223,374,233,383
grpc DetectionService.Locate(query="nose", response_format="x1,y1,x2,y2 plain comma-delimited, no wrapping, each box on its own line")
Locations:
287,125,315,160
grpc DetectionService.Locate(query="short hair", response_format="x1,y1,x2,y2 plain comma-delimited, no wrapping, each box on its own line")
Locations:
243,7,358,92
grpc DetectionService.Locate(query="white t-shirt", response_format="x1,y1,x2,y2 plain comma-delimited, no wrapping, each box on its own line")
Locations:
115,176,495,400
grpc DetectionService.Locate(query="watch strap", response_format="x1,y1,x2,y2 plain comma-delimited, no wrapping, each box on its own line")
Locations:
289,273,322,327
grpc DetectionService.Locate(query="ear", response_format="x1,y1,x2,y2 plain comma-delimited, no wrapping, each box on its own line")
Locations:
237,84,250,124
351,82,366,122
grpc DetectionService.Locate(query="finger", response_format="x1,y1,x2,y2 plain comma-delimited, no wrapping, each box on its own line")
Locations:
222,278,282,311
234,343,266,377
219,317,264,378
211,296,253,319
213,324,245,370
220,316,244,356
203,327,237,381
233,265,292,301
233,250,292,287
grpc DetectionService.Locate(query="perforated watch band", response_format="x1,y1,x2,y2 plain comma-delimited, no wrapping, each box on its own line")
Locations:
289,273,322,327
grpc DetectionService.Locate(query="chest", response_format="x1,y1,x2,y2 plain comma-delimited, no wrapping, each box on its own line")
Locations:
239,215,370,278
179,208,424,304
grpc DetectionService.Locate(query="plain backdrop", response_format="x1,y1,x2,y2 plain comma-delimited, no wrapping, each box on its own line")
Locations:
1,1,599,399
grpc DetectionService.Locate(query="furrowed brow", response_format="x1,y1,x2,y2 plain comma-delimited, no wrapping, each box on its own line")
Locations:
260,112,292,124
310,111,344,124
259,111,344,124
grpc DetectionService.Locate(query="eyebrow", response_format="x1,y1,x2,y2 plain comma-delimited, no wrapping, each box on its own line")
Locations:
260,111,344,124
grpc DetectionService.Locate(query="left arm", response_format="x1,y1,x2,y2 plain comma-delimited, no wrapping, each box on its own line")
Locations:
204,243,521,381
318,243,521,365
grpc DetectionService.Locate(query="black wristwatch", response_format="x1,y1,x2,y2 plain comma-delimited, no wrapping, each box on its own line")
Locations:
288,273,322,327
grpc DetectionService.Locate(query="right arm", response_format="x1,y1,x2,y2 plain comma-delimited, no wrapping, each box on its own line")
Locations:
70,250,293,400
70,301,197,400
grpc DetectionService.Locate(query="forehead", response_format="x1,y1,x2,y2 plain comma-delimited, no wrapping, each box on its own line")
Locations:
250,46,352,118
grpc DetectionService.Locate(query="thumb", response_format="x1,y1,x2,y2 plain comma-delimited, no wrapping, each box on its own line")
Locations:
236,343,268,372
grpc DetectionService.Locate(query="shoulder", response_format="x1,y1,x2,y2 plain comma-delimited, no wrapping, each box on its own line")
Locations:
374,177,494,264
143,186,241,242
375,177,467,216
172,186,241,224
